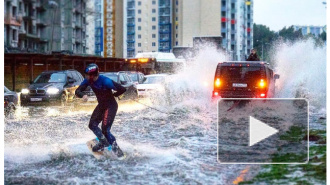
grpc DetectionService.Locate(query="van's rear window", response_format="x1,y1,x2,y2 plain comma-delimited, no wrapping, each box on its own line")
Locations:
220,66,263,79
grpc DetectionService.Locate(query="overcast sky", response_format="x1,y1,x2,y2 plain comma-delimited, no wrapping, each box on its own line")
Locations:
254,0,327,31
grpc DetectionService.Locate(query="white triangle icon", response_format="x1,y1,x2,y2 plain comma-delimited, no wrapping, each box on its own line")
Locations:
249,116,279,147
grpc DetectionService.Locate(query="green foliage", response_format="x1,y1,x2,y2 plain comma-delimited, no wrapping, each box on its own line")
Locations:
319,31,326,41
278,26,303,42
253,24,277,61
279,126,305,142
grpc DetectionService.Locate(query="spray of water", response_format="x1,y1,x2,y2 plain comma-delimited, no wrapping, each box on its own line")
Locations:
148,44,227,108
271,38,326,108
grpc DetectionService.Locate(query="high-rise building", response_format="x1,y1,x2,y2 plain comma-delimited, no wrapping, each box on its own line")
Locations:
4,0,88,54
103,0,124,58
126,0,163,58
86,0,104,56
220,0,253,60
293,25,326,36
172,0,221,48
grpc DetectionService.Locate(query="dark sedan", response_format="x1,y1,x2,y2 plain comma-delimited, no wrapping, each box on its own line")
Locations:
20,70,84,105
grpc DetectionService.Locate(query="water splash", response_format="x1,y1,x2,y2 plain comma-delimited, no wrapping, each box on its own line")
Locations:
271,38,326,108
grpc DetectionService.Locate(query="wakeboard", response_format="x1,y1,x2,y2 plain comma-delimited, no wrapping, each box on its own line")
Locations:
86,138,126,160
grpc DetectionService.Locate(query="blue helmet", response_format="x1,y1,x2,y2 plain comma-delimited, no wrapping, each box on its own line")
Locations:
84,63,99,76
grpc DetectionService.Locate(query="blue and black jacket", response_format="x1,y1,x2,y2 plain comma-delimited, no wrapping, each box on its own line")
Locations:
75,75,126,107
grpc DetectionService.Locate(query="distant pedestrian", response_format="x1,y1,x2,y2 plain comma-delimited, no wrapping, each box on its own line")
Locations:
246,49,260,61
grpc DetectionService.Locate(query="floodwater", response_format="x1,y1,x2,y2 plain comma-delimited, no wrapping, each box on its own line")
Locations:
4,39,326,184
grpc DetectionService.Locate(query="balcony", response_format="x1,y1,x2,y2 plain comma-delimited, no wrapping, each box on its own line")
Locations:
4,14,22,26
127,21,135,26
159,29,170,34
231,40,236,45
221,7,227,11
159,21,170,25
127,13,135,18
159,37,170,42
221,28,227,33
159,46,170,50
127,6,135,10
127,48,135,51
127,40,135,43
127,31,135,35
159,4,171,8
231,9,237,13
159,11,170,16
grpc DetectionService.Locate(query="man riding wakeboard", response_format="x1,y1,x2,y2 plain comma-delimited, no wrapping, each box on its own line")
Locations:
75,63,126,158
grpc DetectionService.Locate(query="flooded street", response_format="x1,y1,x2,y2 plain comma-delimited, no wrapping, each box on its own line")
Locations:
4,39,326,184
4,100,256,184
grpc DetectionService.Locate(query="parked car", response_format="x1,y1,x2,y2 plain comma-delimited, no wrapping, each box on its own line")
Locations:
120,71,146,85
4,86,18,116
20,70,84,105
137,74,168,97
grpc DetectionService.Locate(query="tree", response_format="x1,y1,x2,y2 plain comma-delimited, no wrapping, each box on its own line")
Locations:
253,24,277,60
319,31,326,41
278,26,303,42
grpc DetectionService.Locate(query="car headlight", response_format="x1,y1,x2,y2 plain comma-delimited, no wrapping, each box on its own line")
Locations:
21,89,29,94
47,87,60,94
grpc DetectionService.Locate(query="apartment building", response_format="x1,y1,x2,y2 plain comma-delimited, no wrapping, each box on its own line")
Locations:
172,0,221,48
4,0,88,54
85,0,104,56
126,0,161,58
221,0,253,60
293,25,326,36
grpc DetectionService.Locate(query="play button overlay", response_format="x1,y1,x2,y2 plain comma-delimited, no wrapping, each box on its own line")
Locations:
217,98,309,164
249,116,279,147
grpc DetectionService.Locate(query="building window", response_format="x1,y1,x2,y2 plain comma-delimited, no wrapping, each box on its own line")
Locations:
152,9,156,13
152,25,156,30
12,29,17,41
138,43,141,47
176,41,178,46
138,1,141,5
152,17,156,21
138,26,141,30
138,18,141,22
152,34,156,38
176,25,178,29
152,0,156,5
176,0,178,5
176,34,178,38
138,34,141,39
138,9,141,14
176,8,178,13
152,42,156,46
176,17,178,21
